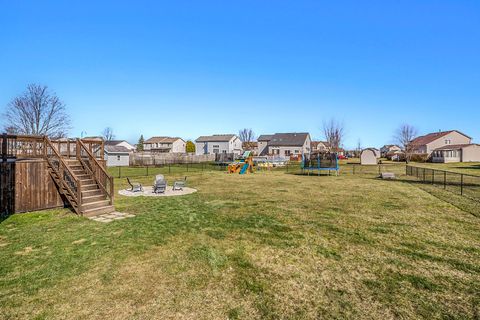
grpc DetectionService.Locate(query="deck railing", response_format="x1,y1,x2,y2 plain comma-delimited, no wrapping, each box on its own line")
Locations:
1,134,104,160
77,139,114,205
44,137,82,213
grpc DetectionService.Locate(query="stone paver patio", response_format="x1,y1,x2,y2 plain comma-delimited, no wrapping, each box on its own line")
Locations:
88,211,135,223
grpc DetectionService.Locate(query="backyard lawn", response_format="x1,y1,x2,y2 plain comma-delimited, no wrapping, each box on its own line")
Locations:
1,169,479,319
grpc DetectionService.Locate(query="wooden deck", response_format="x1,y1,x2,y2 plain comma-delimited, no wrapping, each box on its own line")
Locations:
1,134,114,217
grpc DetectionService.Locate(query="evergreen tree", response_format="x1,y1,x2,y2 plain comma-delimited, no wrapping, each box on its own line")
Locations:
137,134,145,151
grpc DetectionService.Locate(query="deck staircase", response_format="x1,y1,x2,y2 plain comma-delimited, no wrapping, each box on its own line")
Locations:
44,137,115,217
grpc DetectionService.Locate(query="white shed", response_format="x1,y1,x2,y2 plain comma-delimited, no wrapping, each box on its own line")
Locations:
360,148,379,165
104,145,130,167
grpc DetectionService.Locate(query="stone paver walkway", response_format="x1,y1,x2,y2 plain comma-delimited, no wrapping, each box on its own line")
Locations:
88,211,135,223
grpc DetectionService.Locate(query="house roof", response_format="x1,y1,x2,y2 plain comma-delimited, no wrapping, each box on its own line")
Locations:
145,136,183,144
434,143,480,151
105,140,128,146
266,133,310,147
311,141,329,148
195,134,236,142
257,134,274,141
410,130,471,146
105,145,131,154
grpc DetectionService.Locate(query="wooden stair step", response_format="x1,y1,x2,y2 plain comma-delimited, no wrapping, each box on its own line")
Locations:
83,194,107,203
82,184,100,191
82,199,110,211
83,205,115,217
82,189,104,197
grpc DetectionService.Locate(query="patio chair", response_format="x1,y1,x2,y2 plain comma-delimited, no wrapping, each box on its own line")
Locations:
127,177,143,192
173,176,187,191
153,174,167,193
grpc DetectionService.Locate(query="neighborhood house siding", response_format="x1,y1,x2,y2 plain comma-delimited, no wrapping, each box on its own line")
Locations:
463,145,480,162
105,152,129,166
425,132,471,154
194,135,242,155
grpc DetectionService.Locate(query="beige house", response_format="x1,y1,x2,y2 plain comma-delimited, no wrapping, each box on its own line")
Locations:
360,148,380,165
311,141,330,152
410,130,471,155
432,144,480,163
257,133,311,157
380,145,401,157
410,130,480,163
144,137,186,153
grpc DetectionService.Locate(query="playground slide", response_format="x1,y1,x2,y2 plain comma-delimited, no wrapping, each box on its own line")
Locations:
239,162,249,174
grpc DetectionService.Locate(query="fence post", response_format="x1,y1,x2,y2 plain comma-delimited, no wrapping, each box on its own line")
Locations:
460,174,464,195
444,171,447,189
432,169,435,184
423,168,425,182
169,163,171,174
353,165,356,175
187,163,189,172
118,166,121,178
146,166,149,176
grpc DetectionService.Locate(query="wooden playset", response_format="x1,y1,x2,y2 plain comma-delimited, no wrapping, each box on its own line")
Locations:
227,151,254,174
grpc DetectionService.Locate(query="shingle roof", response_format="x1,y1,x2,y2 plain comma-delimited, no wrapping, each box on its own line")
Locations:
195,134,236,142
267,133,309,147
105,145,131,154
410,130,471,146
434,144,479,151
105,140,127,146
145,136,183,144
257,134,273,141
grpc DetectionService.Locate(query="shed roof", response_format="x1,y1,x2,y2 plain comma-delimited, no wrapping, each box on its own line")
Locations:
434,143,480,151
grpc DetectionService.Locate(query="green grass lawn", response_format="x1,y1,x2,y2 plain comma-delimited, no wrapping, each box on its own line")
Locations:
1,170,479,319
411,162,480,176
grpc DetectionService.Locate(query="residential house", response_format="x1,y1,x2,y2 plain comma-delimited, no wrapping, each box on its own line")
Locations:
410,130,480,162
431,144,480,163
144,137,186,153
195,134,243,156
104,140,136,152
380,144,401,157
257,133,311,157
104,145,130,167
311,141,330,152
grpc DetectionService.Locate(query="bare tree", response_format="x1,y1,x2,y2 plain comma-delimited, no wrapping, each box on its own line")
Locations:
394,124,418,163
239,128,256,150
323,119,345,153
102,127,115,141
3,84,71,137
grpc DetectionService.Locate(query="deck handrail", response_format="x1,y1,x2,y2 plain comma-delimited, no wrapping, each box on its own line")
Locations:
44,137,82,213
77,138,114,205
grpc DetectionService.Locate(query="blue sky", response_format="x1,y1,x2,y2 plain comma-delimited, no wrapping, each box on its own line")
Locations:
1,0,479,148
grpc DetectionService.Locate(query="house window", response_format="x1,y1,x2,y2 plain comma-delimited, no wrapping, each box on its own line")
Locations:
445,139,451,145
213,149,219,154
222,150,227,154
117,155,121,161
285,150,291,156
294,150,299,154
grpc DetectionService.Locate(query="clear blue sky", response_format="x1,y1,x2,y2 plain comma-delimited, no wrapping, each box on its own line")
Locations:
1,0,479,148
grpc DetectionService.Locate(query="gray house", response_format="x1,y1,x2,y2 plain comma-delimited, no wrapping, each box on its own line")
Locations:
258,133,311,157
195,134,243,156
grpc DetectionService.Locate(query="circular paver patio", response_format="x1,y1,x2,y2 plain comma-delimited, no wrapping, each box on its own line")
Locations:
118,186,197,197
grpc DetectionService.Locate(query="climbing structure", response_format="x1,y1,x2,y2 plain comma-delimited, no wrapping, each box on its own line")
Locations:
227,151,254,174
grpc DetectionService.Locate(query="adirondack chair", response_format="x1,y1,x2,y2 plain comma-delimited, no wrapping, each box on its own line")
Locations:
127,177,143,192
153,174,167,193
173,176,187,191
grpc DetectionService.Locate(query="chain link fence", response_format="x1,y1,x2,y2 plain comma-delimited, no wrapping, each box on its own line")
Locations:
406,165,480,202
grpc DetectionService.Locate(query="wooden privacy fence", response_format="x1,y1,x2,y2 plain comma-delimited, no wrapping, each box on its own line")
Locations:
406,165,480,202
